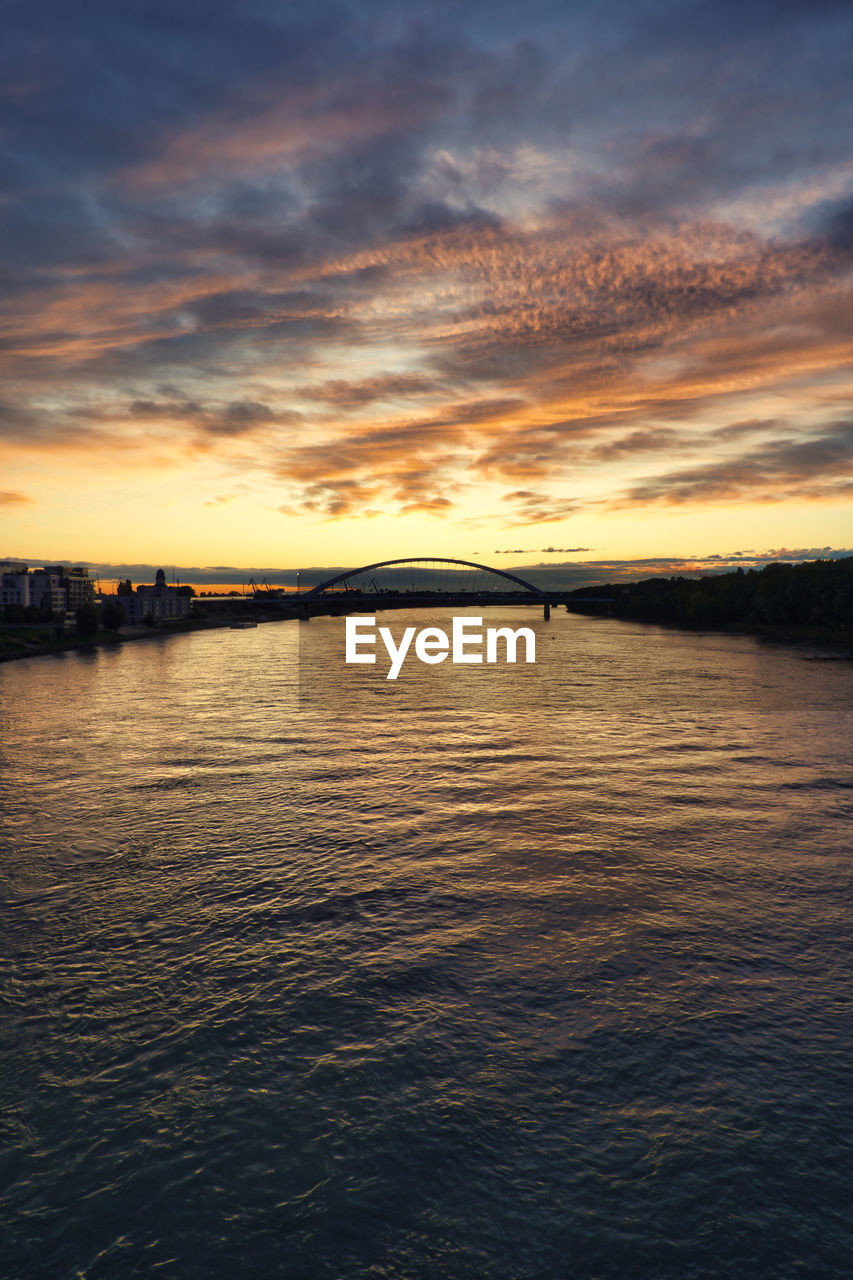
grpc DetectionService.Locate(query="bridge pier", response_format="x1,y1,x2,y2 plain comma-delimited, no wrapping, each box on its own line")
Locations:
543,600,550,620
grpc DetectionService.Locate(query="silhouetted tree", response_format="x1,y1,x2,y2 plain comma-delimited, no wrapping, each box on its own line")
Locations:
568,557,853,635
101,601,126,631
75,603,99,637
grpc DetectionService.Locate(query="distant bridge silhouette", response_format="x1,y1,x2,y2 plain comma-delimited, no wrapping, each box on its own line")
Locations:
306,557,545,598
245,556,612,619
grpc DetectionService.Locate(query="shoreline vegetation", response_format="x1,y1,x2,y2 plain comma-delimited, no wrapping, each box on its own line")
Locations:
2,557,852,665
565,555,853,652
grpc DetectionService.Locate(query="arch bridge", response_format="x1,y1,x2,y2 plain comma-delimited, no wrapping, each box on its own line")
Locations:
277,557,552,618
243,557,617,619
307,557,545,599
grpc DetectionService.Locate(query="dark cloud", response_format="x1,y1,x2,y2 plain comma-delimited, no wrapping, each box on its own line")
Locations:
130,396,288,437
622,422,853,507
589,429,683,461
501,489,580,524
712,418,782,441
2,0,853,531
298,373,442,408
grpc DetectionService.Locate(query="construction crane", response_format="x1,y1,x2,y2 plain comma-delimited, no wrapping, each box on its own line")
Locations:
247,576,280,596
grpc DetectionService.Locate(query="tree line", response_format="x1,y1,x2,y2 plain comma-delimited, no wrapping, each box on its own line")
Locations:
568,557,853,632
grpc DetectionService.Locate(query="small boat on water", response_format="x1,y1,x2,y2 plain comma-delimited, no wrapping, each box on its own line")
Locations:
229,620,258,629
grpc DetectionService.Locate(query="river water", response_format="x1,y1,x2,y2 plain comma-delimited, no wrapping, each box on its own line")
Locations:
1,609,851,1279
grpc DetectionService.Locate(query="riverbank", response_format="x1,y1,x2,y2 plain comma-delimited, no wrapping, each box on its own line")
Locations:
565,606,853,655
564,556,853,654
0,609,276,664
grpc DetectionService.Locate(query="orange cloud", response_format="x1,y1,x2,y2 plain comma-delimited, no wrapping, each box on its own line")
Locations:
2,198,852,524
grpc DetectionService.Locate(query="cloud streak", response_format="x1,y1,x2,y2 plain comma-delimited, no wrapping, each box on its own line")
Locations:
1,0,852,554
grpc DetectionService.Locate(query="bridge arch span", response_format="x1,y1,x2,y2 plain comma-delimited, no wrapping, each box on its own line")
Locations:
306,556,544,596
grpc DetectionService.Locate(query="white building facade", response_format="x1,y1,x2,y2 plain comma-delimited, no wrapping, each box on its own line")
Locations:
0,563,96,614
0,562,31,608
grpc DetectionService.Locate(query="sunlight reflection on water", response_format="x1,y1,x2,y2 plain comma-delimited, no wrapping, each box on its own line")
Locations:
1,612,851,1278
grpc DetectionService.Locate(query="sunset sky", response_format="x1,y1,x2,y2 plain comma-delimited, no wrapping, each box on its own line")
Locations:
2,0,852,583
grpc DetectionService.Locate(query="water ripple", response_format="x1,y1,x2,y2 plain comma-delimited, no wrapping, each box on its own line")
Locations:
1,612,851,1278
